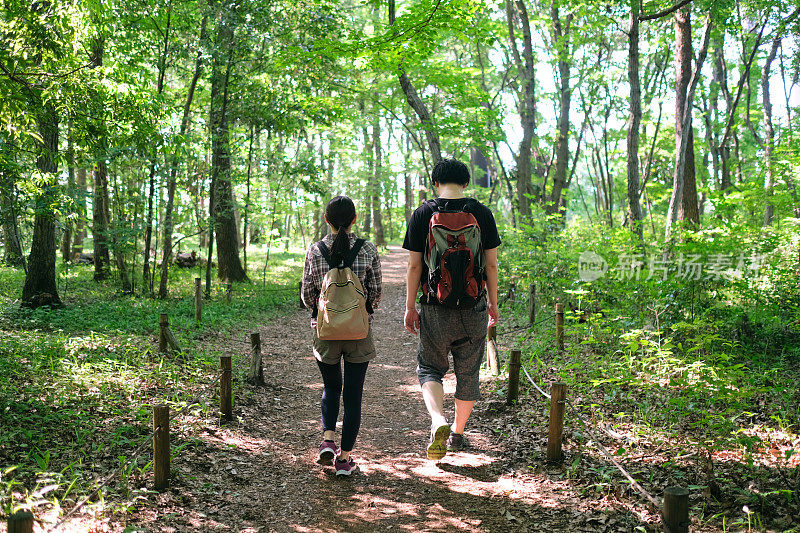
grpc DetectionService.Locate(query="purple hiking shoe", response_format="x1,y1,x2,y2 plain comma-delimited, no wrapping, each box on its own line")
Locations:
317,440,338,466
334,457,357,476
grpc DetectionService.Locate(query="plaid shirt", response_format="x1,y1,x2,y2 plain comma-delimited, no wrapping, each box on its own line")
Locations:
302,233,382,326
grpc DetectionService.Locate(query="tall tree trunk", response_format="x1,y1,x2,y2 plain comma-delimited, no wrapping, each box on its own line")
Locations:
72,168,87,255
702,93,720,192
545,3,573,217
404,132,414,221
316,136,333,242
190,161,208,248
243,125,254,272
159,15,207,298
1,171,25,268
142,163,157,294
665,11,711,242
61,119,75,261
143,6,172,295
92,158,111,280
205,165,215,296
762,38,779,226
760,8,800,224
88,34,111,281
626,0,644,239
111,168,132,293
389,0,442,166
602,108,614,226
361,119,373,235
404,172,413,222
470,148,491,188
22,103,61,308
675,9,699,227
372,113,385,246
210,13,246,282
712,40,733,191
506,0,537,218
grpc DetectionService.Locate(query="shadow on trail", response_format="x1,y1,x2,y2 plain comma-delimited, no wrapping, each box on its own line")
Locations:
436,460,499,483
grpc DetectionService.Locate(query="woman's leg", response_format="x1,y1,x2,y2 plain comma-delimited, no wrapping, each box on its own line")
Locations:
316,359,343,440
338,360,369,459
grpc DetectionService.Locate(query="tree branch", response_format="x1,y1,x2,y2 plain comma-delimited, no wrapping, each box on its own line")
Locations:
720,15,769,148
639,0,694,21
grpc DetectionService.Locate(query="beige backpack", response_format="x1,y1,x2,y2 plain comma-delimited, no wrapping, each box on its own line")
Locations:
316,239,369,341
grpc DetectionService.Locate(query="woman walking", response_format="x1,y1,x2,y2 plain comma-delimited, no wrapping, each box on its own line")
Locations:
301,196,382,476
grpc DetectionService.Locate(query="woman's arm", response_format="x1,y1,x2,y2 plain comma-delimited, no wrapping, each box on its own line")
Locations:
368,247,382,309
301,246,320,309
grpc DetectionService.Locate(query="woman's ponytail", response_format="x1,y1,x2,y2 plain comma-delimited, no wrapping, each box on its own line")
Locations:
325,196,356,266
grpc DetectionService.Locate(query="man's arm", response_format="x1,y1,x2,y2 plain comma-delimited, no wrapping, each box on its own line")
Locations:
484,248,499,328
404,251,424,334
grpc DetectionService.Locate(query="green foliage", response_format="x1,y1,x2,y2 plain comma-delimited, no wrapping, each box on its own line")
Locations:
0,251,302,519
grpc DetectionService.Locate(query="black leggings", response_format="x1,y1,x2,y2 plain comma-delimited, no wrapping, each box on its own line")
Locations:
316,359,369,452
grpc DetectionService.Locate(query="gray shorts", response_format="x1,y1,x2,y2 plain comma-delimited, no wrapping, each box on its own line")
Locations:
313,328,376,365
416,299,488,401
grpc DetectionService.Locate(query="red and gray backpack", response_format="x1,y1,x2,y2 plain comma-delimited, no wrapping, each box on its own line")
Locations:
422,199,485,308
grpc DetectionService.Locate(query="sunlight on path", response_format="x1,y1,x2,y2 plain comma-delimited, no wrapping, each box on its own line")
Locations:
116,245,643,532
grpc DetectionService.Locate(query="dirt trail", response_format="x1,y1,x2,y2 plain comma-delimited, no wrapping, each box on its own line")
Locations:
129,245,646,532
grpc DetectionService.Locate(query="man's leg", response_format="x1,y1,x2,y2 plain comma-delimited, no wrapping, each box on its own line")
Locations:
421,380,448,428
453,399,475,435
417,305,453,459
450,303,489,443
423,379,451,460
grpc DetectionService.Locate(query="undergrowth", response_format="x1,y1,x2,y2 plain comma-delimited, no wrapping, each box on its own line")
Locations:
494,216,800,531
0,250,303,521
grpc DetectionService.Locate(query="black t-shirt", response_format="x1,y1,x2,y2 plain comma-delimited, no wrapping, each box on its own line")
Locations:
402,197,501,301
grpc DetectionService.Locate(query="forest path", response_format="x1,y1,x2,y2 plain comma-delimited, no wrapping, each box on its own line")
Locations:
129,246,640,532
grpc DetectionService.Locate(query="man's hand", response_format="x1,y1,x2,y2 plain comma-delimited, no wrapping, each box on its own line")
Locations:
404,307,420,335
488,303,499,329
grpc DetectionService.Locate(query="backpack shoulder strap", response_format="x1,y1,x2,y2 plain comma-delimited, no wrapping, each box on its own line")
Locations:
461,198,480,213
343,238,365,269
317,241,337,269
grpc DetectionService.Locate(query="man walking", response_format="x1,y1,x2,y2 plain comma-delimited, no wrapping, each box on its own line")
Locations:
402,158,500,460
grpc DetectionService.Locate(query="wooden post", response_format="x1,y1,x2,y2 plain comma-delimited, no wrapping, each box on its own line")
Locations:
220,355,233,421
153,405,170,490
194,277,202,322
486,326,499,376
7,510,33,533
663,486,690,533
528,283,536,324
546,382,567,462
225,282,232,303
159,314,169,354
298,280,304,308
248,332,263,385
555,303,565,352
506,349,522,405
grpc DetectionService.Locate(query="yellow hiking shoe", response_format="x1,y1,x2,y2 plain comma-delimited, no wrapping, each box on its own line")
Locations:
427,424,451,461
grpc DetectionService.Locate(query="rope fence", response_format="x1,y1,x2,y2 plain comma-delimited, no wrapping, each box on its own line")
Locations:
496,302,691,532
